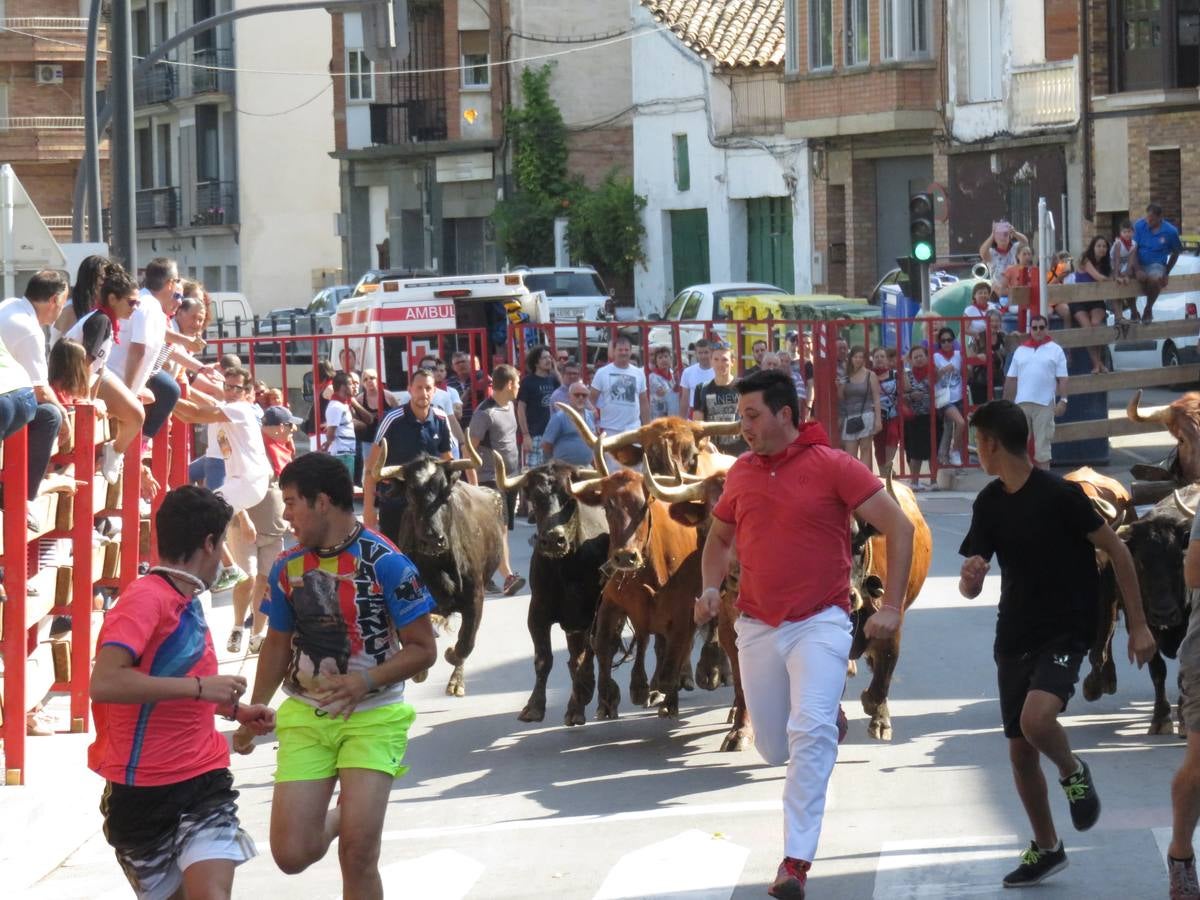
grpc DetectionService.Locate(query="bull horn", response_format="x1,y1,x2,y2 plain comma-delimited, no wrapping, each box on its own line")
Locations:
571,467,600,480
492,449,529,493
569,474,607,497
1174,488,1198,519
643,461,708,504
372,439,406,481
694,419,743,439
600,427,646,452
444,432,482,473
885,469,897,500
1116,523,1133,541
555,402,609,475
1127,389,1172,425
1091,496,1118,523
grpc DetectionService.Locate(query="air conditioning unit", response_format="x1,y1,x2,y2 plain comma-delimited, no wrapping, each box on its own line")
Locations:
35,64,64,86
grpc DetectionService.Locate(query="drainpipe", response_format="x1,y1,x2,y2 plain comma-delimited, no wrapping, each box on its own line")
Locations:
1080,0,1093,223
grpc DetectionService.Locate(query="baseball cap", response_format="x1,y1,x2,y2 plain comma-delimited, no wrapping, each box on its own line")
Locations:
786,330,798,341
262,405,303,427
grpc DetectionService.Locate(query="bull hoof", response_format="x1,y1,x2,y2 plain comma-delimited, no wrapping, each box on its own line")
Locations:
868,718,893,741
1148,718,1173,736
596,702,619,721
696,667,722,692
444,646,463,667
720,729,753,752
847,659,858,678
657,701,678,719
680,673,695,692
517,705,545,723
629,682,649,706
564,706,586,727
446,667,465,697
412,668,429,684
1102,667,1118,696
1082,672,1102,703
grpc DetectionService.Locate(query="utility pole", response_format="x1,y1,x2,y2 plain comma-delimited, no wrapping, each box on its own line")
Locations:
109,0,137,271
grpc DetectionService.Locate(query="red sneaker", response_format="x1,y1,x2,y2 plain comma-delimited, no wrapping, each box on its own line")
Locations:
768,857,809,899
836,705,848,744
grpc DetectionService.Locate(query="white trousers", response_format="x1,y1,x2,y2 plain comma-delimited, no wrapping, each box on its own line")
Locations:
735,605,853,862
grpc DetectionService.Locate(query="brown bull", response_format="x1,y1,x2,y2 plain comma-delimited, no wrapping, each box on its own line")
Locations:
571,468,704,719
1128,390,1200,483
1063,467,1136,703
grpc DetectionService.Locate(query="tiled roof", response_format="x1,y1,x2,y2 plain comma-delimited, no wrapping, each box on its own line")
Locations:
639,0,785,69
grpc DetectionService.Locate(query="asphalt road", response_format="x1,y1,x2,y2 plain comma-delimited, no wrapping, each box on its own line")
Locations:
26,490,1192,899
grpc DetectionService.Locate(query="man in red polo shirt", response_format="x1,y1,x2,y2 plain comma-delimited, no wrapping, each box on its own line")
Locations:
696,369,915,899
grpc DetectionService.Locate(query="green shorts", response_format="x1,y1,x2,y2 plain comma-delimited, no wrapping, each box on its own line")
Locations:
274,697,416,783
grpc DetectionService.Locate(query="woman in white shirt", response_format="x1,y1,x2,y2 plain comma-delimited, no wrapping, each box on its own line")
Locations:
64,265,146,483
933,326,966,467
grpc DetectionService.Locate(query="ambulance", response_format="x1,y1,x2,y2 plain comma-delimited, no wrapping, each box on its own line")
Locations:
330,272,548,387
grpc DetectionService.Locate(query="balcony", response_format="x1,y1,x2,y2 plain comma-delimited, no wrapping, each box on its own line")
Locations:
0,17,106,63
192,48,233,96
369,101,448,145
134,63,177,107
1010,59,1080,132
0,117,86,161
136,186,180,229
193,180,237,226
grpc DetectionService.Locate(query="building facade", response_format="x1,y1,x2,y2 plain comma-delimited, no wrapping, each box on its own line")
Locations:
633,0,811,314
131,0,341,311
0,1,110,244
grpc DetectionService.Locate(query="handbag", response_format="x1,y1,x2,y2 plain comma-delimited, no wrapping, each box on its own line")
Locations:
934,385,951,409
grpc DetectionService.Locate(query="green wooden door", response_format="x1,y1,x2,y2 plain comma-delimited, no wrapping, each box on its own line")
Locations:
670,209,710,292
747,197,795,292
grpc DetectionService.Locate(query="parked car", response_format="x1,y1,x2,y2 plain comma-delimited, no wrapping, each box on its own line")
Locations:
1109,253,1200,384
868,268,961,307
510,266,611,349
646,282,786,355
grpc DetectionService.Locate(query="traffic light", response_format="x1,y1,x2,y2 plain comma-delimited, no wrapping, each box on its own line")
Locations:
909,193,935,263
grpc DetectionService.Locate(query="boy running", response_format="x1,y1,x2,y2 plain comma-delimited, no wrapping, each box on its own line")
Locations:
958,400,1155,887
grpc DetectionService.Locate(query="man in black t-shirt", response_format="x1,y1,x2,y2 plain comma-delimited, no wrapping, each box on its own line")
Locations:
691,344,747,454
516,345,560,468
958,400,1155,889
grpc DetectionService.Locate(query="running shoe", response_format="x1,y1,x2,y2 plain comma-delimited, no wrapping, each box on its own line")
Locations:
1170,855,1200,900
503,573,527,596
1060,756,1100,831
949,450,963,467
227,628,243,654
248,633,266,654
485,578,501,594
1002,841,1067,888
211,564,248,594
98,443,123,485
768,857,809,899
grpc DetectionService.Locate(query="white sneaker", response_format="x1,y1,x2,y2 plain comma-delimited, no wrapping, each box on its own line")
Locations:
99,444,123,485
227,628,244,654
949,450,963,467
248,633,265,654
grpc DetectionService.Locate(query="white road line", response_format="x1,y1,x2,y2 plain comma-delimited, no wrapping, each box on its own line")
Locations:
372,849,484,900
381,799,782,842
593,829,749,900
873,834,1019,899
1153,826,1172,871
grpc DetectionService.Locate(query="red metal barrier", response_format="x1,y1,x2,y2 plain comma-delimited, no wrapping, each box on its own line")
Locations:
2,427,29,784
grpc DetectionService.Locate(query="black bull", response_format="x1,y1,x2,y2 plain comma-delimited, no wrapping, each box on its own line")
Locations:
379,454,504,697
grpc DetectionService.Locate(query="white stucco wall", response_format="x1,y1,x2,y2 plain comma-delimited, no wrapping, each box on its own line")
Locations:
631,10,811,315
234,0,342,312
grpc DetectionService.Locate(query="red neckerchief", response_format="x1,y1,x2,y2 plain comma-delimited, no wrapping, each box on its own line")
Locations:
910,363,929,380
935,347,956,362
1021,335,1051,349
651,366,672,381
98,305,121,344
1119,235,1133,250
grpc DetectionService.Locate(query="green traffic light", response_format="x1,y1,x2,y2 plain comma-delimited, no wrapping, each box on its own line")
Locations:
913,242,934,262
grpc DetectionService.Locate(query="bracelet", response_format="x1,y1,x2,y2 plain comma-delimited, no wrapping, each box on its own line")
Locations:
362,670,376,692
224,699,239,722
194,676,202,700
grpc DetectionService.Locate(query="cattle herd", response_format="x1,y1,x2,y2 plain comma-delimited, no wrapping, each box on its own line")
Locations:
363,391,1200,747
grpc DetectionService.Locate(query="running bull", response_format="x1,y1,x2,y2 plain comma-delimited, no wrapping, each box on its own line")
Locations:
370,436,502,697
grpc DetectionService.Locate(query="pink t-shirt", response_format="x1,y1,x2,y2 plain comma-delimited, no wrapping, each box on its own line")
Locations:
712,423,882,626
88,574,229,786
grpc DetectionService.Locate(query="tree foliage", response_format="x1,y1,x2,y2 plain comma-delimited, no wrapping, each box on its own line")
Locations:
492,65,646,282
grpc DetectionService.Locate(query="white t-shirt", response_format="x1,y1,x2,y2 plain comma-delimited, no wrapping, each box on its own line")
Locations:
933,349,964,406
107,289,168,393
215,399,270,481
324,397,357,454
64,310,113,376
0,296,48,385
1007,340,1068,407
962,303,994,335
678,363,714,410
592,362,647,434
1110,239,1138,279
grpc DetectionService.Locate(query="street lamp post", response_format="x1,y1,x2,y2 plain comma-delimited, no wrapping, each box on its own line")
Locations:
109,0,137,270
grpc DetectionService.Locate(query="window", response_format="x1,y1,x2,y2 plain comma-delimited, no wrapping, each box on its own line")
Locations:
784,0,800,72
135,127,153,190
155,122,172,186
673,134,690,192
810,0,834,70
1115,0,1198,91
346,48,374,103
881,0,931,60
846,0,869,66
460,30,489,88
963,0,1002,102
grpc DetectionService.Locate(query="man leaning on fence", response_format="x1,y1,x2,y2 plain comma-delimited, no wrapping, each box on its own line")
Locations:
1003,314,1068,470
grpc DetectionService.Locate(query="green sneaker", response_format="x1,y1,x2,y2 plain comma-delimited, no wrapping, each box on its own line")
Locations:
1060,756,1100,831
1003,841,1067,888
211,564,248,594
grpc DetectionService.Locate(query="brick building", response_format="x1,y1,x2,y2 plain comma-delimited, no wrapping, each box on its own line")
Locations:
1087,0,1198,237
0,3,109,244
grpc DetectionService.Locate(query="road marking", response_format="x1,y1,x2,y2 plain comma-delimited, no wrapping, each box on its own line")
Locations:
593,829,749,900
873,834,1019,899
373,849,483,900
1153,826,1172,870
381,798,782,842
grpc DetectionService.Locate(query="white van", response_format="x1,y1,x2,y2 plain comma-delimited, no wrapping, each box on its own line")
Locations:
511,266,610,348
1110,253,1200,375
331,272,548,386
